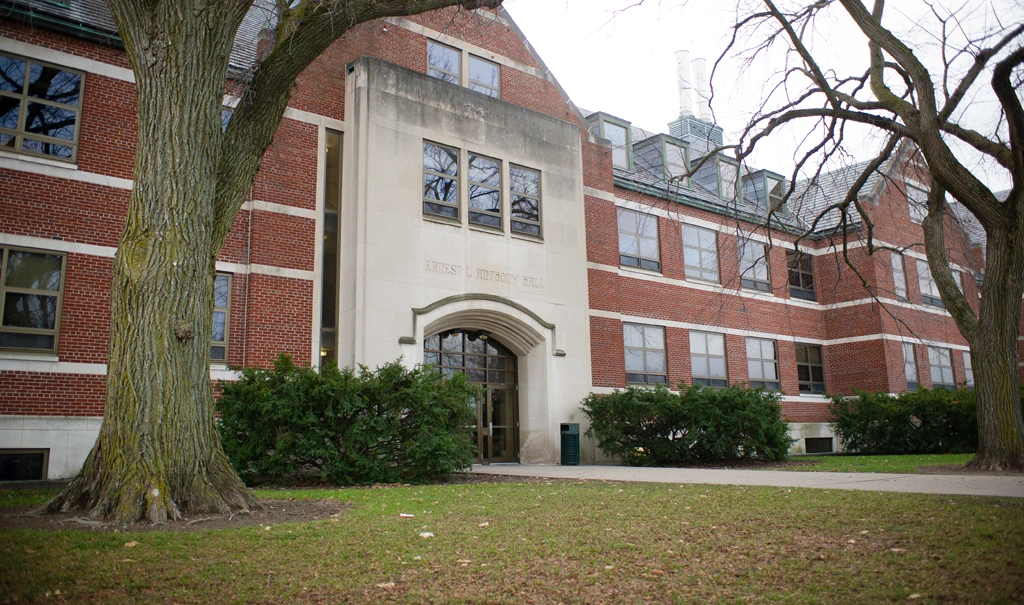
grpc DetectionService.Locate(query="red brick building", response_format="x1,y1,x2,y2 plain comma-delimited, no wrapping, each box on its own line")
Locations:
0,1,1000,479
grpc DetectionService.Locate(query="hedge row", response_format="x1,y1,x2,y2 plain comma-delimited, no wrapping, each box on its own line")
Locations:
216,355,478,485
581,385,792,466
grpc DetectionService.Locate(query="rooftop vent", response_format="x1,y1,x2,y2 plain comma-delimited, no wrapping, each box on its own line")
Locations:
669,51,724,147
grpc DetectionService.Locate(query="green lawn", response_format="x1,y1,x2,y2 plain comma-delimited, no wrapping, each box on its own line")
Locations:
791,453,976,474
2,481,1021,604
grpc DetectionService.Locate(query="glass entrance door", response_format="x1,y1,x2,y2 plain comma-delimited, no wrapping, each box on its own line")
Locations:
424,330,518,464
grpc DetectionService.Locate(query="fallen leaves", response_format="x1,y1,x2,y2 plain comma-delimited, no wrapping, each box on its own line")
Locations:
123,541,138,548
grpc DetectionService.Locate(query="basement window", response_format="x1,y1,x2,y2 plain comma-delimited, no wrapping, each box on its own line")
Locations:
0,449,49,481
804,438,833,454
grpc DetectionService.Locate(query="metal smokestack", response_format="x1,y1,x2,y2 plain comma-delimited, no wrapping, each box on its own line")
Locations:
692,57,712,122
675,49,694,118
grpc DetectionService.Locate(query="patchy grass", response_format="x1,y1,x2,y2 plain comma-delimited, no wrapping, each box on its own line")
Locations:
1,481,1022,604
0,488,59,510
792,453,976,474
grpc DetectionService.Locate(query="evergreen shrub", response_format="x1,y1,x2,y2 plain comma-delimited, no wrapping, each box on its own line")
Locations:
829,388,979,454
216,355,478,485
580,385,792,466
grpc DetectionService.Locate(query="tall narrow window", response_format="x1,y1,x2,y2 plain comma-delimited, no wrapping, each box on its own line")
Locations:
891,253,907,298
690,331,727,387
963,351,974,388
903,342,918,391
746,337,780,391
320,129,342,362
468,153,501,229
682,224,719,283
929,347,955,390
0,247,65,352
603,121,630,170
427,41,460,84
510,164,541,237
423,141,459,220
795,343,825,393
624,323,667,385
665,141,689,185
907,183,928,223
718,159,738,201
468,55,499,98
738,238,770,291
210,273,231,362
917,259,942,307
618,208,660,271
0,52,84,162
786,251,815,300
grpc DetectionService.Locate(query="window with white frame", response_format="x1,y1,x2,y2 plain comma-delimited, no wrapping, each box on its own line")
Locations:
468,55,499,98
0,247,66,352
917,259,942,307
738,237,770,291
624,323,667,385
427,41,460,84
907,183,928,223
210,273,231,362
903,342,918,391
0,52,85,162
963,351,974,388
690,331,727,388
422,141,459,220
618,208,660,271
682,224,719,283
928,347,955,389
891,253,907,298
746,337,780,391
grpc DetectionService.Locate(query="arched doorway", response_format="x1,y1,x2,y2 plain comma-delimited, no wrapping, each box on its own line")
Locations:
424,329,518,463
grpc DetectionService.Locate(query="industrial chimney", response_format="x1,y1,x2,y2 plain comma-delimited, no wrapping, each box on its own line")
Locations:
691,57,712,122
675,50,694,118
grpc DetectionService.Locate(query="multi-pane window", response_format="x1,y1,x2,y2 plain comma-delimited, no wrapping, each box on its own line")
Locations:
903,342,919,391
427,41,460,84
907,183,928,223
0,247,65,352
210,274,231,362
469,153,501,229
929,347,955,390
891,253,907,298
423,141,459,220
786,251,815,300
468,55,499,98
746,337,780,391
624,323,667,385
917,259,942,307
738,238,770,291
603,121,630,170
690,331,727,388
510,164,541,237
618,208,660,271
963,351,974,388
320,129,342,362
0,53,84,162
682,224,719,283
795,343,825,394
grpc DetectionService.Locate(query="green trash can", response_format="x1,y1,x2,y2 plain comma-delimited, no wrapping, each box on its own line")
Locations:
560,423,580,466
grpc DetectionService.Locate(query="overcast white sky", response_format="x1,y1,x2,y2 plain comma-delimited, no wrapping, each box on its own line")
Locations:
502,0,1015,191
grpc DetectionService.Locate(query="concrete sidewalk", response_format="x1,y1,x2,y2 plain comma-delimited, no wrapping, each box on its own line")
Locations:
471,464,1024,498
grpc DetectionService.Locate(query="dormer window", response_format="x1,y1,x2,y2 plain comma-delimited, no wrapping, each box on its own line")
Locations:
589,113,633,170
742,170,788,215
633,135,690,186
692,154,738,201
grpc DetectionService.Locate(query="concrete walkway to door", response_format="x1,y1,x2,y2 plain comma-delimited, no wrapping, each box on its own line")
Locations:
471,464,1024,498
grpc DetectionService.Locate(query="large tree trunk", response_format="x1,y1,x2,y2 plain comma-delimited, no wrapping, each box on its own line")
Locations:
966,226,1024,471
45,3,256,523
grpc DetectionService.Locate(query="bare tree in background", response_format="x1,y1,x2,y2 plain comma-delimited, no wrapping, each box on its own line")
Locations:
711,0,1024,470
44,0,501,523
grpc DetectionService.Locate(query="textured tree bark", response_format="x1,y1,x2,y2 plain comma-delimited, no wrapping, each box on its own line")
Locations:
44,0,502,523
